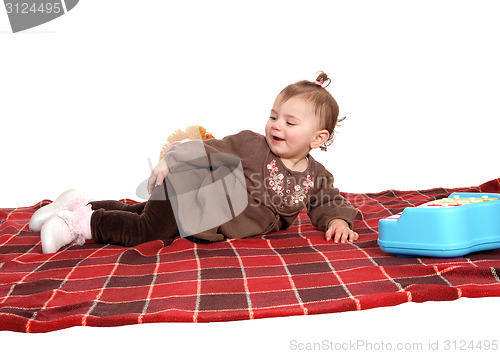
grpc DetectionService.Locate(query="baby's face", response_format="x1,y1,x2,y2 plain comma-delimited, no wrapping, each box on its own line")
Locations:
265,95,322,160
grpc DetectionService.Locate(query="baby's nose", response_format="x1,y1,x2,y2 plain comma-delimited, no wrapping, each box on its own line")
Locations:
271,119,282,130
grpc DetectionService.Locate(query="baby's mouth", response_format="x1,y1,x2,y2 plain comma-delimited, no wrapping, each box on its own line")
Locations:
272,136,285,142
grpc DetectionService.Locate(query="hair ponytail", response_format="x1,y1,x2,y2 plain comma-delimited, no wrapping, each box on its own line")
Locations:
313,71,331,88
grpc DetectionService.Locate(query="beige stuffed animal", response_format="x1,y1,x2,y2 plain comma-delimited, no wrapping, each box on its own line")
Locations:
159,125,214,161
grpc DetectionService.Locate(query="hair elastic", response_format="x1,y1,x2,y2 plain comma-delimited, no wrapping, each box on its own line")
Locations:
320,138,334,152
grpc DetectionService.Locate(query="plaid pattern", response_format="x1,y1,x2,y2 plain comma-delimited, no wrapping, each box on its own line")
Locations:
1,178,500,333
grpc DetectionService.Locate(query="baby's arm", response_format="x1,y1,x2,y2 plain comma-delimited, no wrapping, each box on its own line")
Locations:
307,169,358,242
325,219,359,243
147,158,168,194
147,130,260,195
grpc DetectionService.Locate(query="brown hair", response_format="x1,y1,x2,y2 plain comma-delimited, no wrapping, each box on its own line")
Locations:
277,71,344,151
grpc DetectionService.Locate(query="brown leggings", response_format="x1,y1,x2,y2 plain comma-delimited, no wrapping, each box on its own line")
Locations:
89,182,178,247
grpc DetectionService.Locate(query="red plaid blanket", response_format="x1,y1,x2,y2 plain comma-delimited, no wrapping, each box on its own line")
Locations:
1,178,500,333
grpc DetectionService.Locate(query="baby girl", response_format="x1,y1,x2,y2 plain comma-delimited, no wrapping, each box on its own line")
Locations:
30,72,359,253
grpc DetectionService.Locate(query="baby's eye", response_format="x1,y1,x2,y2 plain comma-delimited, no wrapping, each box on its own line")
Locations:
269,116,277,121
287,121,296,126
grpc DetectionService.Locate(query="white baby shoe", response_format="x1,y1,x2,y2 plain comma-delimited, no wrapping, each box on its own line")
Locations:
29,189,90,232
41,205,93,254
41,213,75,254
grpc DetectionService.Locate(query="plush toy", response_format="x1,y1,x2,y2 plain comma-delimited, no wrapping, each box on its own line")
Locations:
159,125,215,161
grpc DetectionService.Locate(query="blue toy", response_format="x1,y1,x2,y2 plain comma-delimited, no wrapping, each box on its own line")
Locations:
378,192,500,257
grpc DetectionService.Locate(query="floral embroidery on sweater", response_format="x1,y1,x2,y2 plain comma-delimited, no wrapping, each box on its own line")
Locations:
266,159,314,206
267,160,285,196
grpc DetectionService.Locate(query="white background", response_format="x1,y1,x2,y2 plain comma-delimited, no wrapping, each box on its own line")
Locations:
1,1,499,353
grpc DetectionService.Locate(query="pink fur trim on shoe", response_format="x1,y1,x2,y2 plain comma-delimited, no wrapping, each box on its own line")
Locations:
67,197,92,212
73,204,93,246
57,205,93,246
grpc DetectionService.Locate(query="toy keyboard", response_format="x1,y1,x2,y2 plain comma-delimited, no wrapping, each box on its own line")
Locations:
378,192,500,257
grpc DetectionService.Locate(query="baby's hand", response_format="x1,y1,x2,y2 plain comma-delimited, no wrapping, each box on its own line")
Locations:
147,158,169,194
325,219,359,243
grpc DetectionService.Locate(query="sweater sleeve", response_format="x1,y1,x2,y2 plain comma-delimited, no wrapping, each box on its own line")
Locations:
164,130,261,170
202,130,262,159
307,169,358,231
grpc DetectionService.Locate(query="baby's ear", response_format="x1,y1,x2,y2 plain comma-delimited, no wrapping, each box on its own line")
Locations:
310,130,330,149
